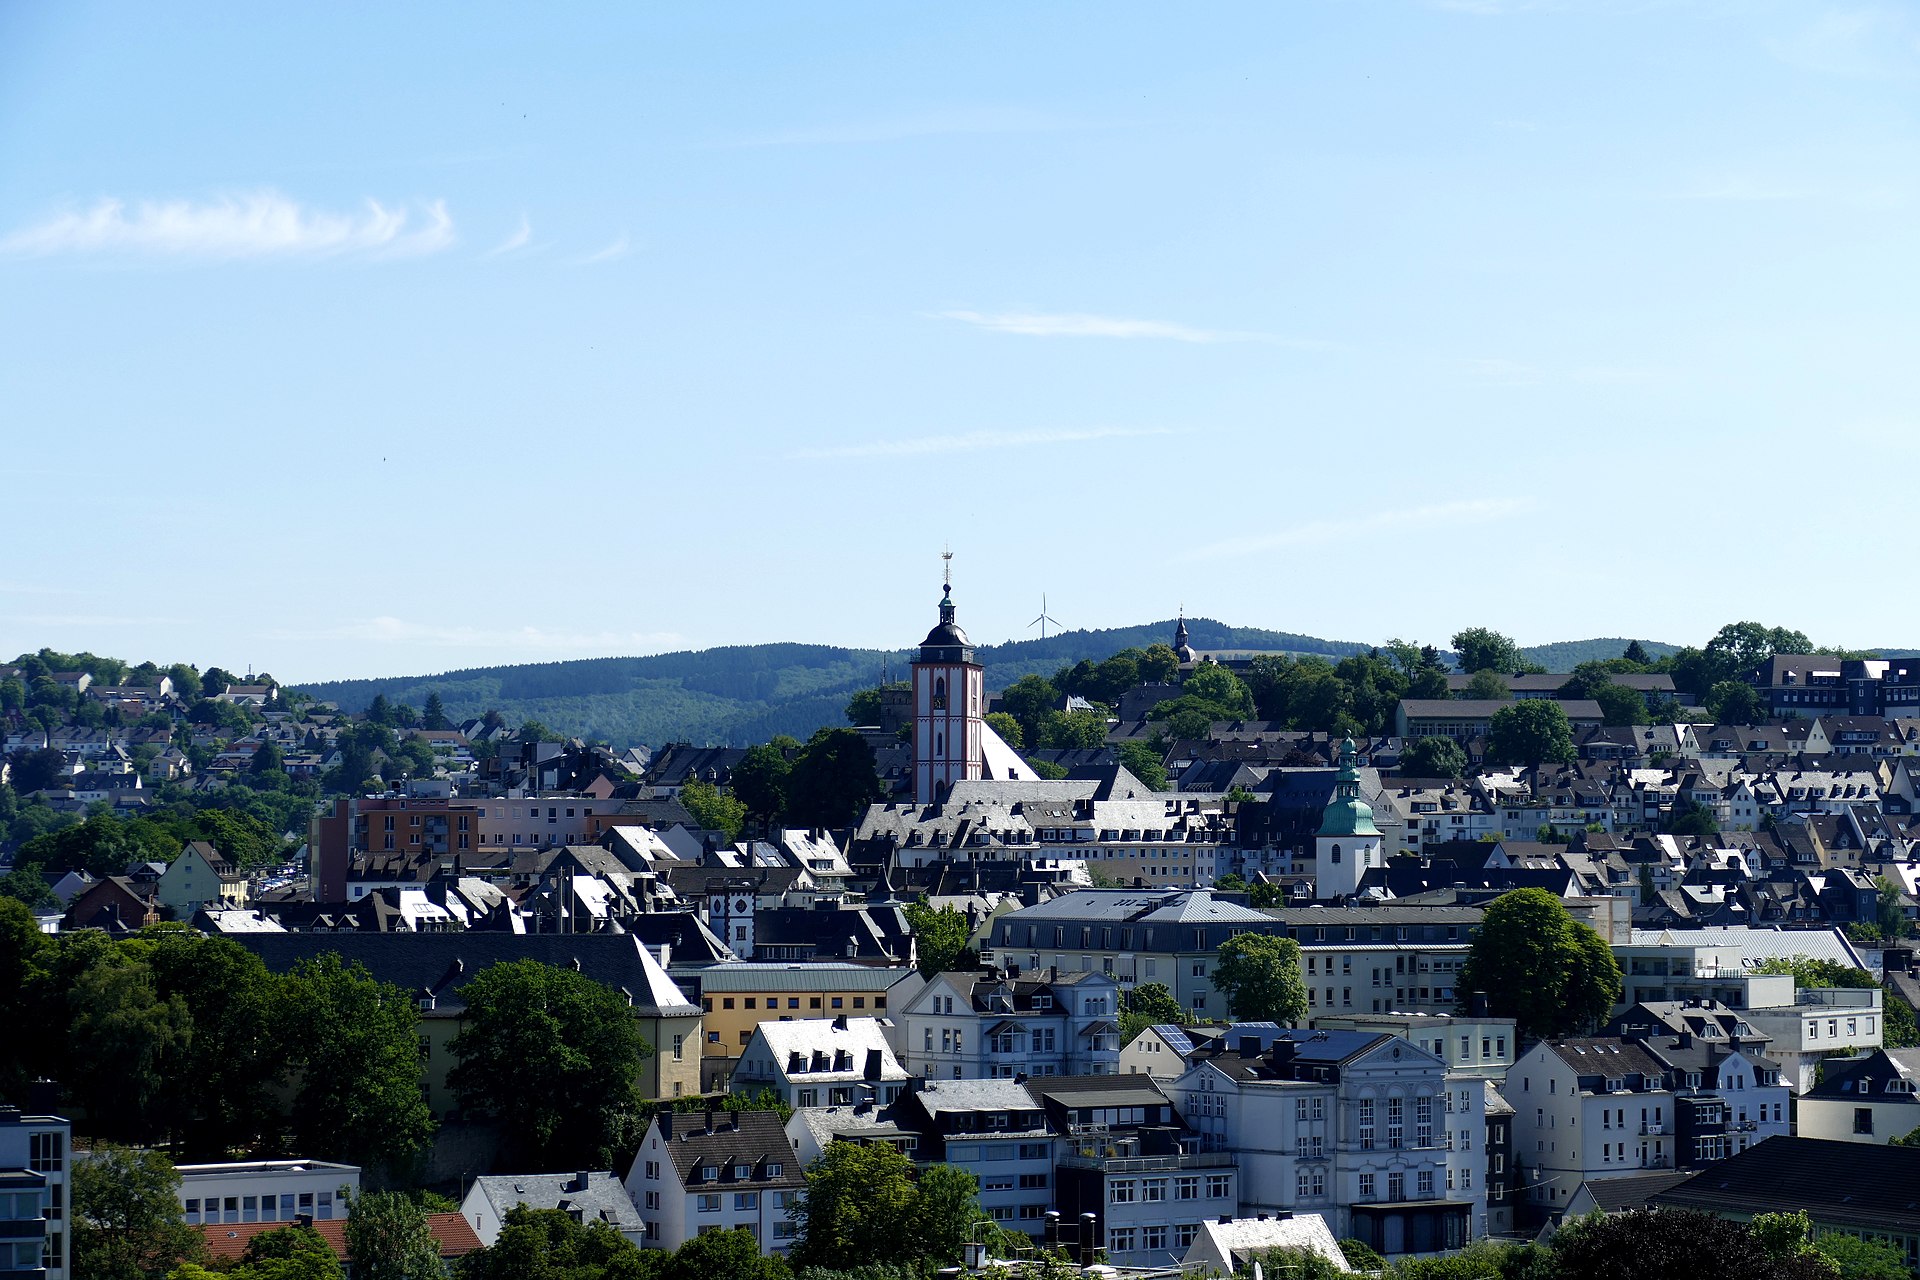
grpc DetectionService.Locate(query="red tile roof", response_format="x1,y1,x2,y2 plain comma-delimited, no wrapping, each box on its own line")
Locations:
197,1212,482,1263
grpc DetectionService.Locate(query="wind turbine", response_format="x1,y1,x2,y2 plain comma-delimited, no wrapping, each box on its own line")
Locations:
1029,594,1062,639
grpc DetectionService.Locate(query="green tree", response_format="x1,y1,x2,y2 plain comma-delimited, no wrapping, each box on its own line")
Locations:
791,1141,921,1270
1465,670,1511,700
1706,680,1765,725
1138,643,1181,683
64,944,192,1141
983,711,1024,750
679,779,746,843
1038,707,1109,749
1119,982,1184,1045
1181,663,1257,718
250,738,285,778
1458,888,1621,1039
1332,650,1409,735
786,729,882,828
140,931,286,1159
1812,1233,1907,1280
222,1222,347,1280
1240,1247,1347,1280
449,960,653,1168
998,675,1061,750
1401,736,1467,779
279,954,435,1174
345,1192,444,1280
1337,1238,1387,1272
1487,700,1576,769
1544,1207,1837,1280
1591,681,1648,727
1873,875,1910,939
1210,934,1308,1024
72,1144,207,1280
455,1205,656,1280
421,692,450,731
1665,797,1719,837
1451,627,1522,676
910,1164,981,1266
0,898,49,1096
845,684,907,728
1624,640,1653,665
1116,741,1168,790
664,1227,785,1280
732,742,795,826
903,899,976,977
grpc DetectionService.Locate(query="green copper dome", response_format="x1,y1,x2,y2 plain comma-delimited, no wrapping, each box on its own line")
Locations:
1317,736,1380,838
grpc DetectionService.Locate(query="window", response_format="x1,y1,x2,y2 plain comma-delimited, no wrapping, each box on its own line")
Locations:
1109,1227,1137,1254
1417,1170,1434,1197
1359,1173,1375,1199
29,1131,63,1172
1109,1180,1136,1204
698,1194,722,1213
1175,1176,1199,1200
1855,1108,1874,1135
734,1193,759,1210
1206,1174,1232,1199
1359,1098,1375,1150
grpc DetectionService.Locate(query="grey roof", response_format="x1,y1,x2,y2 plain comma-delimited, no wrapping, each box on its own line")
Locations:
652,1110,805,1187
234,931,701,1016
1653,1137,1920,1233
1579,1169,1694,1212
1000,888,1274,926
697,962,906,993
913,1078,1050,1116
471,1171,641,1234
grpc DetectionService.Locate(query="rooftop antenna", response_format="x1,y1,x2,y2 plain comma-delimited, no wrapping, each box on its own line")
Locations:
1029,594,1062,639
942,544,953,590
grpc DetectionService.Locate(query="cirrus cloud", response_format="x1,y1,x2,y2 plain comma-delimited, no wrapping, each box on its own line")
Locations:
0,189,456,259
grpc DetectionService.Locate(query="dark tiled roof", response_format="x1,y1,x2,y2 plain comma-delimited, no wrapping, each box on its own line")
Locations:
1652,1136,1920,1232
653,1109,805,1187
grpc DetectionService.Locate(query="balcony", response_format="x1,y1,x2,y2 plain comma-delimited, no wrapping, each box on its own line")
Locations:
1641,1123,1665,1136
1056,1150,1235,1174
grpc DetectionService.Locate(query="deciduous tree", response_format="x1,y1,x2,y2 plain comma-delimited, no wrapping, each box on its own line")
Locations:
786,729,882,829
1210,934,1307,1024
903,899,975,977
448,959,653,1168
1487,700,1576,769
1400,736,1467,779
345,1192,444,1280
1451,627,1522,676
73,1145,207,1280
1458,888,1620,1039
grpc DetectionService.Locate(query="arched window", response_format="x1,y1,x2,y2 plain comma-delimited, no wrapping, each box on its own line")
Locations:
936,733,945,756
1330,844,1342,864
935,676,947,700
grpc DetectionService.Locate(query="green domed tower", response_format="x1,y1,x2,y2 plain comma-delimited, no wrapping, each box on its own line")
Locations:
1316,736,1381,898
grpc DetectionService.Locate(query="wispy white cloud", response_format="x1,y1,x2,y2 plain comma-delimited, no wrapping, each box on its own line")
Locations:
0,190,456,260
792,425,1177,460
1184,498,1536,562
19,613,190,627
575,233,630,264
295,616,686,653
484,215,533,257
728,107,1083,148
937,310,1332,348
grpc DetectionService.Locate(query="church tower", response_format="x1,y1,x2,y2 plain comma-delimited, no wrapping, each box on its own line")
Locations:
912,558,984,804
1315,736,1382,899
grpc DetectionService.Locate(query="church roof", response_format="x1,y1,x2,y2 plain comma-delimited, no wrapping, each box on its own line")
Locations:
1317,737,1380,838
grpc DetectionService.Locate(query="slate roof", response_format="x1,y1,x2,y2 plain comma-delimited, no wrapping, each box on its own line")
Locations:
652,1109,805,1188
234,931,702,1016
1652,1136,1920,1233
1578,1169,1694,1213
470,1171,643,1235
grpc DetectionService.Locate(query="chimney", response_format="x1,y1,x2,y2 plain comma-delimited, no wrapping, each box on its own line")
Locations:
1239,1036,1262,1059
1078,1212,1098,1265
833,1014,848,1031
865,1049,884,1081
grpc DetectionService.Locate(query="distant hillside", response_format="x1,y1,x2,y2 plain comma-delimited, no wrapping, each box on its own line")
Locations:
1516,637,1679,670
297,618,1372,748
298,623,1702,748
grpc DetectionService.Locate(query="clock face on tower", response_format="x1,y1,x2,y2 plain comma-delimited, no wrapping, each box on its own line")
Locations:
932,693,947,710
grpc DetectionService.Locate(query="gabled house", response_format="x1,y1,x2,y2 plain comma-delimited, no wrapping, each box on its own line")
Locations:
1795,1047,1920,1144
462,1170,642,1246
157,841,246,917
731,1015,910,1108
623,1109,805,1254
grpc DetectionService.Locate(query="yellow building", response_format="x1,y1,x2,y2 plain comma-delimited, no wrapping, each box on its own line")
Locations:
695,962,907,1065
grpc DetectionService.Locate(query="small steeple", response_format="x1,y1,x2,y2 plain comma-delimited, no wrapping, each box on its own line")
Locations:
1318,736,1380,837
1173,606,1197,665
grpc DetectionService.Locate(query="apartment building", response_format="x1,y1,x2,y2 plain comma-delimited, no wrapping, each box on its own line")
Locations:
1170,1030,1483,1257
731,1016,911,1108
176,1159,360,1226
888,968,1120,1080
0,1106,68,1280
694,962,904,1064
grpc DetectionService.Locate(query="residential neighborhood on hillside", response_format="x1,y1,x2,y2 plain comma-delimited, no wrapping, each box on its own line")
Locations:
6,598,1920,1280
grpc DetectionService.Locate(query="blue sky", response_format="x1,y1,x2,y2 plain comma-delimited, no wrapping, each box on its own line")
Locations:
3,2,1916,681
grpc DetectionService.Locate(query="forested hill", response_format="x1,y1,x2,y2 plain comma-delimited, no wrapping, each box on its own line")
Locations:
295,620,1678,749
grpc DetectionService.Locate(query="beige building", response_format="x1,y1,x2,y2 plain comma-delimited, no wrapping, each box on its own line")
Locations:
694,962,905,1062
158,840,247,918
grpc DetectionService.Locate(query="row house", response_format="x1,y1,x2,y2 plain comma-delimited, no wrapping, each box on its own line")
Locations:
1503,1022,1789,1222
